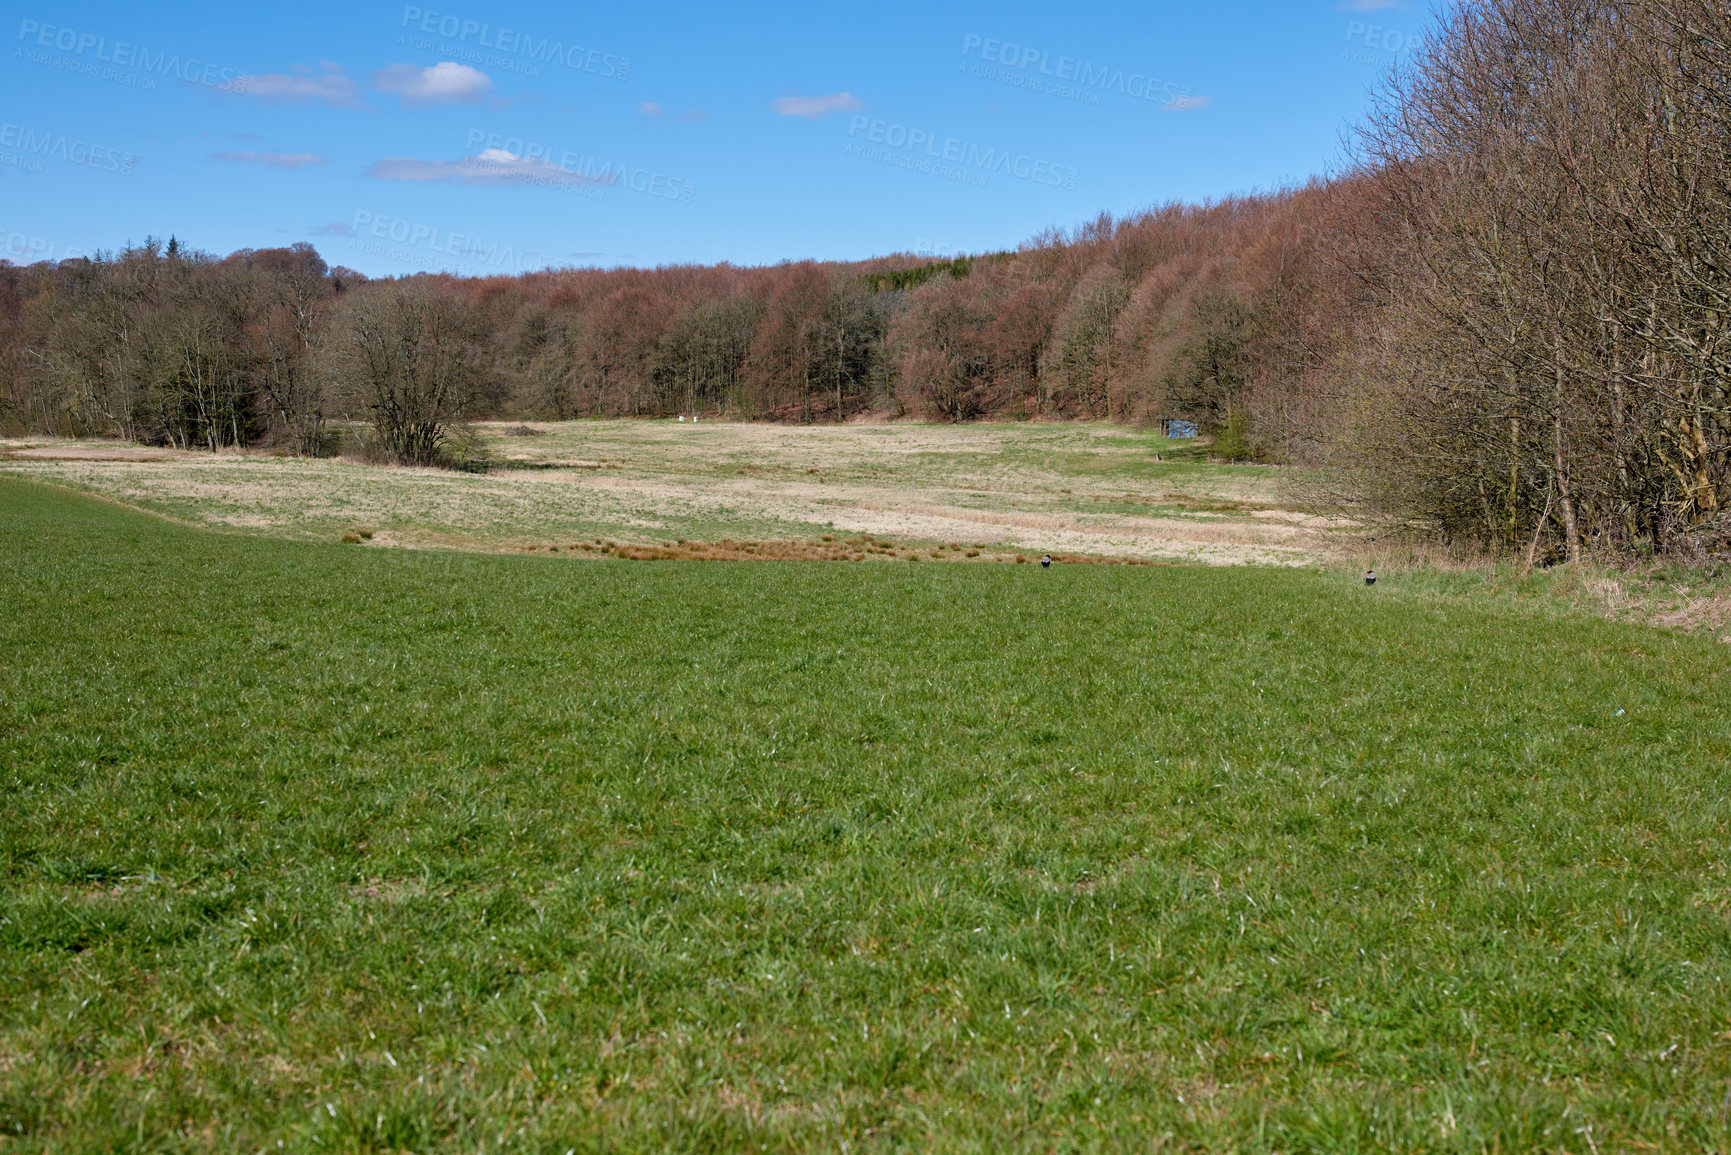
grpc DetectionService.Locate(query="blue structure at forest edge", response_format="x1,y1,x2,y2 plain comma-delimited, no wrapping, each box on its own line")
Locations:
1160,419,1199,439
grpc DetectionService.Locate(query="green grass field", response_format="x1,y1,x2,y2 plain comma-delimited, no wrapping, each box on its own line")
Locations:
3,475,1730,1152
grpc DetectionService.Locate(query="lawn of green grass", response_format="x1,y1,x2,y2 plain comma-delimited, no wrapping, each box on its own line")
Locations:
2,475,1729,1152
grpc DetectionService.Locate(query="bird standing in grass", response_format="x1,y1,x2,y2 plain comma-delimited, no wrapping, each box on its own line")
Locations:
1365,569,1377,587
1041,554,1053,568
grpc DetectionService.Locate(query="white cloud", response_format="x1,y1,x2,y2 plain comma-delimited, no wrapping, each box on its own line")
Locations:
770,92,862,120
310,221,356,237
1165,95,1212,111
366,149,616,188
237,63,364,108
211,150,329,168
643,101,709,122
375,62,494,107
641,101,710,122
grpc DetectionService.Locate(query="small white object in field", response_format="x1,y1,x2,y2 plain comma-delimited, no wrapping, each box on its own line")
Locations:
1365,569,1377,586
1040,554,1052,568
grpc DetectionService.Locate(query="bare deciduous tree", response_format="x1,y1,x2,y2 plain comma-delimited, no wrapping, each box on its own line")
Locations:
326,281,484,467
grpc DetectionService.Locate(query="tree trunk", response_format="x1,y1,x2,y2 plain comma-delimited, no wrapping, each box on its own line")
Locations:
1552,343,1583,564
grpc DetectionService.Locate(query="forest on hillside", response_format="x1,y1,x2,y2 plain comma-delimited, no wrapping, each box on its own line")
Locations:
1,0,1727,561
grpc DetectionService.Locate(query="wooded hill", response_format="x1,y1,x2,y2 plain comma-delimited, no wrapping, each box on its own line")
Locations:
0,181,1358,472
2,0,1727,561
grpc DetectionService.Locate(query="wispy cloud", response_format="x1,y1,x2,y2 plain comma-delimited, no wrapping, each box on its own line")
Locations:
310,221,356,237
236,62,364,108
366,148,615,187
640,101,711,122
211,150,329,168
770,91,862,120
375,61,493,106
1165,95,1212,111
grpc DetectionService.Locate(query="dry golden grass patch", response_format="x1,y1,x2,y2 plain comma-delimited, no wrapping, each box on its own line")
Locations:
0,422,1333,565
0,443,188,462
1653,596,1731,636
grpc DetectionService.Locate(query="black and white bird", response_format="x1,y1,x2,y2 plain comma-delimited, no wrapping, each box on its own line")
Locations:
1364,569,1377,587
1040,554,1053,568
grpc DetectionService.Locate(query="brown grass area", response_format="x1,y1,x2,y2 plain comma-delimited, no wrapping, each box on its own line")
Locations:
514,534,1166,566
0,423,1330,566
1653,596,1731,637
1,445,187,462
891,502,1316,546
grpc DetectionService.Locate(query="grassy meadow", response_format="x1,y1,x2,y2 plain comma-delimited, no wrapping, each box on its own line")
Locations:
0,421,1322,566
3,473,1731,1151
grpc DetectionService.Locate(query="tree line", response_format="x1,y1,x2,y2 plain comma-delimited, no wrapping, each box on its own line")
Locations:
1329,0,1731,561
0,196,1323,462
0,0,1725,558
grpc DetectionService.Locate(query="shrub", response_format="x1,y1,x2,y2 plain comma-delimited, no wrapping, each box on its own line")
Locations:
1213,413,1252,462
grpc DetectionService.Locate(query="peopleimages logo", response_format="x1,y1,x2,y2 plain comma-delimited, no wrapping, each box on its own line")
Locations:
348,210,548,273
462,130,696,203
0,230,90,263
1343,20,1416,58
0,122,135,174
398,7,629,80
15,19,248,91
959,34,1191,107
846,116,1078,190
914,238,964,259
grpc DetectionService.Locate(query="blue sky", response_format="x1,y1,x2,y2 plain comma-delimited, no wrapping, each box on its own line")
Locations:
0,0,1424,276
